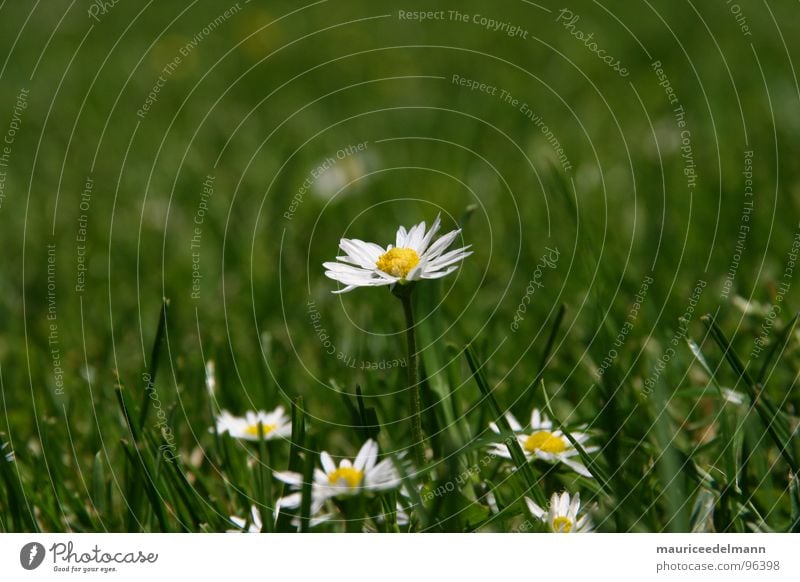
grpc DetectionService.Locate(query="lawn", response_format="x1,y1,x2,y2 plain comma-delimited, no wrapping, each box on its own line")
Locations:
0,0,799,533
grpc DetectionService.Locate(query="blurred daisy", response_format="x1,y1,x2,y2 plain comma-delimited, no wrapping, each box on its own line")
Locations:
322,214,472,293
391,501,411,527
1,441,13,463
525,491,593,533
228,504,264,533
721,387,746,405
204,359,216,396
312,152,376,200
214,407,291,441
732,295,771,318
489,408,597,477
275,439,401,516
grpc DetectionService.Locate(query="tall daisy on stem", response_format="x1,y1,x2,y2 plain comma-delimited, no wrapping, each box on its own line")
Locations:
323,214,472,465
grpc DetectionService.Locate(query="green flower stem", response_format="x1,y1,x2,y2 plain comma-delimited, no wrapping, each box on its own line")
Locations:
340,496,367,533
395,284,425,468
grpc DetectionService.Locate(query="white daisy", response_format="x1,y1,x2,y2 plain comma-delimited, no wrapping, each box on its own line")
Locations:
322,214,472,293
275,439,401,517
1,441,13,463
525,491,593,533
214,406,291,441
204,359,216,396
731,295,771,317
228,504,264,533
720,387,746,405
489,408,597,477
390,500,411,527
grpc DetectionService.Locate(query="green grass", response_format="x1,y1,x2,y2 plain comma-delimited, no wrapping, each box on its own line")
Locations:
1,0,800,532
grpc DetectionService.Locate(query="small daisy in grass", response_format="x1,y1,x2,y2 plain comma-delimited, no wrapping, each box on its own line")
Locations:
214,407,291,441
525,491,593,533
275,439,401,516
322,214,472,293
488,408,597,477
228,505,265,533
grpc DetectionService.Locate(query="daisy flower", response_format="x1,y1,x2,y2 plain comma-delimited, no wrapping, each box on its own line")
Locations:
214,406,291,441
204,359,216,396
488,408,597,477
525,491,593,533
322,214,472,293
228,504,265,533
1,441,13,463
275,439,401,517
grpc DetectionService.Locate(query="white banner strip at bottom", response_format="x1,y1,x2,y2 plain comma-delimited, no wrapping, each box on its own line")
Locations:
0,533,797,580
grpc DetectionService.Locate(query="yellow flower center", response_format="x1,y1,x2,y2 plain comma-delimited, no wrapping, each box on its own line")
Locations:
244,423,277,438
552,516,573,533
376,247,420,278
328,466,365,489
524,430,567,454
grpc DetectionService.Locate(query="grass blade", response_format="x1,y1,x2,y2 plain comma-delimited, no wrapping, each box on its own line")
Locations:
540,380,612,494
138,298,169,432
464,344,546,506
686,337,744,531
523,304,567,411
756,311,799,384
299,435,317,533
276,397,305,531
701,314,798,473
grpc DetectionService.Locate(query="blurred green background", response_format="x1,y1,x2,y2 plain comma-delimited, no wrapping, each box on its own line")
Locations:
1,0,799,531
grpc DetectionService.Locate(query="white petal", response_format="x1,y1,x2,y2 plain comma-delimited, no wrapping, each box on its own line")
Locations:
421,228,461,260
396,226,408,248
570,492,581,515
405,264,424,281
549,492,560,513
313,468,330,485
417,214,441,254
320,452,336,474
559,492,570,515
576,514,593,532
332,285,357,294
525,497,546,519
354,439,377,471
277,492,302,509
326,264,396,283
424,248,472,271
407,220,427,251
324,266,394,288
274,471,303,486
322,261,372,277
229,516,246,528
365,460,400,489
250,506,263,529
487,444,513,459
505,412,523,432
419,266,459,280
323,261,375,277
562,457,593,478
274,425,293,438
339,238,383,269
